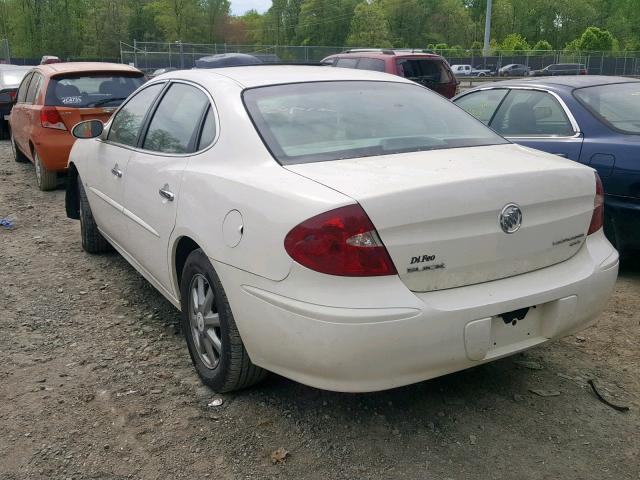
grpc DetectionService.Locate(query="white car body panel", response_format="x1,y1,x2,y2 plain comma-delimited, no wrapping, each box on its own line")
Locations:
67,66,619,392
286,143,595,292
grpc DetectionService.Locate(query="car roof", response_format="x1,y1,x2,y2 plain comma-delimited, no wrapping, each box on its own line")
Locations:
173,65,412,88
465,75,640,91
35,62,142,76
327,52,442,60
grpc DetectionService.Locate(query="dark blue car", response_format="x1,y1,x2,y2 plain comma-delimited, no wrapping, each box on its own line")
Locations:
454,76,640,255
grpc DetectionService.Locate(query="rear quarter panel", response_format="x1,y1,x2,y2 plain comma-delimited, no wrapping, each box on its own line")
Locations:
169,78,354,294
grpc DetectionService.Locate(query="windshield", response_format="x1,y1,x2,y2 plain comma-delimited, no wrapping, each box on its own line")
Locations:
574,82,640,134
244,81,507,165
45,73,144,107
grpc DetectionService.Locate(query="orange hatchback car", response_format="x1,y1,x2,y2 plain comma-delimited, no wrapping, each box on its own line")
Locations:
8,62,144,190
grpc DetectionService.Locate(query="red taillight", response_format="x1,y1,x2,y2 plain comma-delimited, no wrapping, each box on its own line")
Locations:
40,107,67,130
587,172,604,235
284,204,397,277
580,69,587,75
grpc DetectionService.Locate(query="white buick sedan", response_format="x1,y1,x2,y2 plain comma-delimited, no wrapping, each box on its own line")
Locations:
65,66,619,393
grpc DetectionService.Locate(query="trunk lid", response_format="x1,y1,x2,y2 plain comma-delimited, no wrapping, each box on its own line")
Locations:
55,107,116,131
286,144,596,292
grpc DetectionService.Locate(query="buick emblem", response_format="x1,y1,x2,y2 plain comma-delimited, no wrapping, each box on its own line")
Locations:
499,203,522,234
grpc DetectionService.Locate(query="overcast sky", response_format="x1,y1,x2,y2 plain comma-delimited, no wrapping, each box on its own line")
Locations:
231,0,272,15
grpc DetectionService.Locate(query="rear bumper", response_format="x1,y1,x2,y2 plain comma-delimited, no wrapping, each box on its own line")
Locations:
605,195,640,252
216,230,618,392
33,128,74,172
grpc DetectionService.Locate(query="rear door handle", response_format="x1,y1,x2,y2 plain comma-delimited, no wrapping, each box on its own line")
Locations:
159,185,174,201
111,165,123,177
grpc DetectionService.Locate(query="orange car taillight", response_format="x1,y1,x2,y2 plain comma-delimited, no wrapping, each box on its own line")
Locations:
587,172,604,235
40,107,67,130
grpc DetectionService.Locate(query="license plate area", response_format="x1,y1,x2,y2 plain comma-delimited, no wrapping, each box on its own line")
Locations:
491,306,541,352
464,296,577,361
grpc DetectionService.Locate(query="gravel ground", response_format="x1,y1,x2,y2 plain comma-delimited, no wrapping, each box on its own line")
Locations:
1,140,639,480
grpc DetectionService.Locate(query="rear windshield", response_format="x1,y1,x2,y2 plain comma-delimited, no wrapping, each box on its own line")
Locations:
397,59,452,85
244,81,507,165
574,82,640,134
45,73,144,107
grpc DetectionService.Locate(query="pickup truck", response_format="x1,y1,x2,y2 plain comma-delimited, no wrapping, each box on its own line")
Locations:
450,64,491,77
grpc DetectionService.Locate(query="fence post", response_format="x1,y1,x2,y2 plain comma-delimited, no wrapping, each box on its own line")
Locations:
133,39,138,67
179,41,184,69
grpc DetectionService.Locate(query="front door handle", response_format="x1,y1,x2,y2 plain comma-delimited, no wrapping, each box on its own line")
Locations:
554,153,568,158
111,165,123,177
159,184,174,202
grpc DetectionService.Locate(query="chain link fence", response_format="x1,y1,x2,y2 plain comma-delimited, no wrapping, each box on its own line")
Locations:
120,41,344,71
120,42,640,75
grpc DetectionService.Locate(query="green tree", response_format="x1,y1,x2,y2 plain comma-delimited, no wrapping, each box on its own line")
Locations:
577,26,615,51
532,39,552,50
499,33,530,52
346,1,392,48
382,0,427,48
239,9,264,44
202,0,231,44
564,38,581,52
296,0,356,46
470,40,483,54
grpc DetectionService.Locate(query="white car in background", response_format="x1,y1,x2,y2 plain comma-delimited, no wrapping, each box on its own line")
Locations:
450,64,491,77
65,66,618,393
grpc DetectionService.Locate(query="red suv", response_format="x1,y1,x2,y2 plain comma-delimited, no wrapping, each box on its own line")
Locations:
321,49,459,98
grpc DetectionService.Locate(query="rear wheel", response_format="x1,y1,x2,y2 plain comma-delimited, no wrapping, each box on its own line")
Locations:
78,177,112,253
180,249,266,392
10,131,29,163
34,151,58,191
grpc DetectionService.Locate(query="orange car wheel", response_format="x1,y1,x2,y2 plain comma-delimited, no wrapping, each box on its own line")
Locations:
34,151,58,191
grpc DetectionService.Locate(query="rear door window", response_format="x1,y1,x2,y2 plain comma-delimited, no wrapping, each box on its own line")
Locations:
455,89,509,124
397,59,452,84
25,73,43,103
142,83,210,154
336,58,359,69
16,72,33,103
356,58,385,72
108,83,164,147
46,73,145,108
197,106,217,150
490,89,575,136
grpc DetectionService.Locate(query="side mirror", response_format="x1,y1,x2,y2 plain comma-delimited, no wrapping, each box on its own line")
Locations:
0,92,15,104
72,119,104,139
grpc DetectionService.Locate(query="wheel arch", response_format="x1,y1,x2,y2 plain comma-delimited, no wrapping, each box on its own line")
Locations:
173,235,202,299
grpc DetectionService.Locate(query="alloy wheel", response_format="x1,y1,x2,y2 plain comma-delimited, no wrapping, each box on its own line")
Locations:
188,273,222,369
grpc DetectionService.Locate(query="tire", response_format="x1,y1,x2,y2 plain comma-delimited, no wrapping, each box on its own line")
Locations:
78,177,112,253
0,120,7,140
34,151,58,191
180,249,266,392
10,131,29,163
